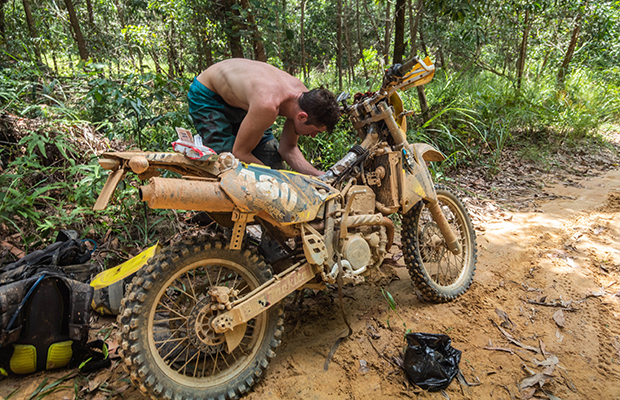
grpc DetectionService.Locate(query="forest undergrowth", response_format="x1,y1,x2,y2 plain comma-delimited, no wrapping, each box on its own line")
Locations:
1,58,619,273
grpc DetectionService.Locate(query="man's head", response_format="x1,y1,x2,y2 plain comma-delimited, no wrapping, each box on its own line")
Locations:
297,89,341,135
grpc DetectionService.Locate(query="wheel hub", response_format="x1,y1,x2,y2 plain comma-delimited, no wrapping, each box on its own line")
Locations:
188,299,225,352
420,222,445,262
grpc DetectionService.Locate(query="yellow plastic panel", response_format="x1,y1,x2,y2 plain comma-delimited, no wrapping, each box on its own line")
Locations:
47,340,73,370
10,345,36,374
90,243,161,289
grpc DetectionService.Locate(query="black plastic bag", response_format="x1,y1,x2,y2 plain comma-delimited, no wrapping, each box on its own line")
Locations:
403,332,461,391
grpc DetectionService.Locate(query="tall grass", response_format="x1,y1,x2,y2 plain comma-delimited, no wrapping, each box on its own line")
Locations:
401,65,620,173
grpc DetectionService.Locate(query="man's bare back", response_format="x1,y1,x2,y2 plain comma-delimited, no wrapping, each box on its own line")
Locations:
189,59,339,176
197,59,305,114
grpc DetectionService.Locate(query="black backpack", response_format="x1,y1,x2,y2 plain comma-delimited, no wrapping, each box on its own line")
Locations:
0,231,108,374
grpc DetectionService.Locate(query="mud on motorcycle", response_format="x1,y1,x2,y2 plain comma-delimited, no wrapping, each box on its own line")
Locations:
93,56,477,400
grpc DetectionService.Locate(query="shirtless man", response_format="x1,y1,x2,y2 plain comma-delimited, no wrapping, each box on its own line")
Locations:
188,59,341,176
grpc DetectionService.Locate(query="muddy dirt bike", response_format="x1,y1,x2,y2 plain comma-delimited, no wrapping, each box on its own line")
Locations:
93,56,477,400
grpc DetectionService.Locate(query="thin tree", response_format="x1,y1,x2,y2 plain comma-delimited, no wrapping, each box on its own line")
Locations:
337,0,343,90
22,0,41,61
515,8,532,90
0,0,6,42
63,0,88,60
557,2,586,84
343,0,354,82
85,0,94,31
393,0,406,63
384,0,391,64
409,0,428,121
225,0,244,58
240,0,267,62
300,0,306,79
356,0,368,81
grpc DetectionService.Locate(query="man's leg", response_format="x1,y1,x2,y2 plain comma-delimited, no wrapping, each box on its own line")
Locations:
188,79,238,153
252,135,285,170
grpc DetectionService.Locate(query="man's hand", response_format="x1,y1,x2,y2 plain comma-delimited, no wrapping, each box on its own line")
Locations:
279,119,323,176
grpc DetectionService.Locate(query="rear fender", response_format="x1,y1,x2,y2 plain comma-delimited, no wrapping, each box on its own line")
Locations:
93,151,220,211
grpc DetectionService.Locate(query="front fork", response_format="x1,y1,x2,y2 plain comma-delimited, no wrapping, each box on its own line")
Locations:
427,199,461,254
400,143,461,255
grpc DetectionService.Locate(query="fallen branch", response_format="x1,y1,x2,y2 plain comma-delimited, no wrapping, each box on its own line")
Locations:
523,297,578,311
490,319,540,354
483,343,515,355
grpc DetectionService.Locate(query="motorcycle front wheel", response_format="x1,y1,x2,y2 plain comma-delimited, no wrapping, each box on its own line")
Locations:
117,236,283,400
402,185,477,302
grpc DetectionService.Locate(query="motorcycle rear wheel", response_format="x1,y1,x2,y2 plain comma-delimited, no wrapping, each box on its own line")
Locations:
117,236,283,400
402,185,477,302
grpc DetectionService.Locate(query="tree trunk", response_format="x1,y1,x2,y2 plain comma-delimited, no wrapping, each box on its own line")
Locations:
393,0,406,63
343,0,354,83
418,20,428,57
408,0,428,121
240,0,266,62
356,0,368,81
0,0,6,42
112,0,125,27
225,0,244,58
150,48,162,74
63,0,88,60
557,6,584,84
51,49,58,74
166,17,180,77
22,0,41,61
86,0,94,30
515,9,531,90
275,2,281,62
337,0,343,90
409,0,423,56
362,0,383,51
300,0,306,79
204,39,213,67
384,0,391,64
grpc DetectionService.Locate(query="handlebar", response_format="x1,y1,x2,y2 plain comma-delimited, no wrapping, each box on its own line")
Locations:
396,57,419,76
384,56,433,84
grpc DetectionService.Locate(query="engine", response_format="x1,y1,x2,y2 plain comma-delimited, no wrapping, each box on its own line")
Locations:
324,185,391,284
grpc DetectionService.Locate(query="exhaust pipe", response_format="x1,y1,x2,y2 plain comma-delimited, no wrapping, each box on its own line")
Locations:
140,177,235,212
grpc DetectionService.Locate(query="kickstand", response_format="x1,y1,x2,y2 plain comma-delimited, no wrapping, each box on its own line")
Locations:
323,250,353,371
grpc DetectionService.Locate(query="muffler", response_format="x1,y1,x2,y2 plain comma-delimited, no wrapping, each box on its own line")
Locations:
140,177,235,212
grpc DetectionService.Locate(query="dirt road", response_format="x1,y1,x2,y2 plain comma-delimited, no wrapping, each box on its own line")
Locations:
242,167,620,400
1,154,619,400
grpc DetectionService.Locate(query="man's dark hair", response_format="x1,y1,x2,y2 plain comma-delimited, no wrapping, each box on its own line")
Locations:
298,88,341,131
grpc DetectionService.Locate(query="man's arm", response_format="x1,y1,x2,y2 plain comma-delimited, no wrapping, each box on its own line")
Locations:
233,105,278,165
279,119,323,176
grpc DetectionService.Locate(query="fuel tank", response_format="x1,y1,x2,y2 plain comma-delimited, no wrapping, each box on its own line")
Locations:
220,163,339,224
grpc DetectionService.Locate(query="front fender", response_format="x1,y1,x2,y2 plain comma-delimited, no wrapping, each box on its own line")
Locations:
400,143,442,214
415,143,445,162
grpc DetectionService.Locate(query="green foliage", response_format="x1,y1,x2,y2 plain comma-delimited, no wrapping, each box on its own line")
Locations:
381,287,407,333
87,72,192,150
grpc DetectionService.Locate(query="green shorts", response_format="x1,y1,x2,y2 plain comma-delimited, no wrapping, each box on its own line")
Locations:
188,78,284,169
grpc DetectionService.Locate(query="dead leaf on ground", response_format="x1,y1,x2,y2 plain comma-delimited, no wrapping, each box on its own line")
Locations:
559,370,577,392
539,339,548,357
495,308,517,331
1,241,25,258
586,288,607,298
552,310,565,328
520,372,553,390
358,359,370,374
521,387,536,400
532,355,559,367
87,369,112,392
